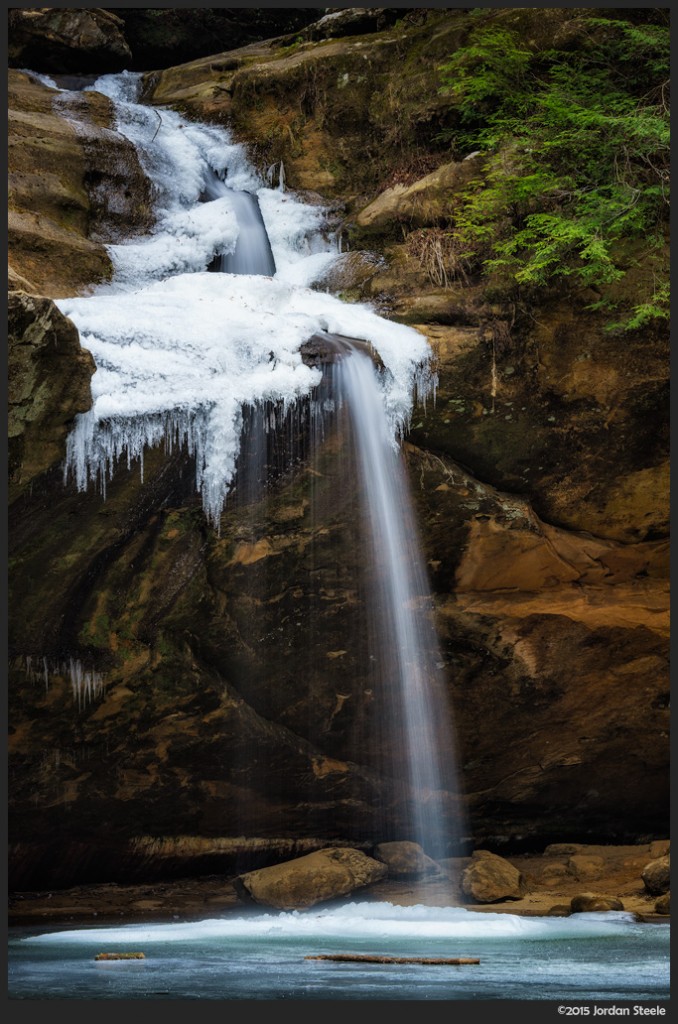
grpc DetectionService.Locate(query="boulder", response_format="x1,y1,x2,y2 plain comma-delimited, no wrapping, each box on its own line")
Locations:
547,904,571,917
461,850,523,903
567,855,605,881
654,892,670,915
355,159,482,231
642,855,670,896
311,251,386,298
232,847,387,910
373,841,442,879
570,894,625,913
539,862,570,884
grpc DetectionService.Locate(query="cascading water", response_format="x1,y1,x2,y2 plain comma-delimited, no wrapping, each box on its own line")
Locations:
209,185,277,277
51,70,465,866
330,343,463,861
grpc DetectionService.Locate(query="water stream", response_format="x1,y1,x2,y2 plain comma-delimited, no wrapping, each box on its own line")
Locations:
8,908,670,1001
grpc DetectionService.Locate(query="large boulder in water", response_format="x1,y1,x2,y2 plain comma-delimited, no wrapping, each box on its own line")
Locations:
233,847,388,910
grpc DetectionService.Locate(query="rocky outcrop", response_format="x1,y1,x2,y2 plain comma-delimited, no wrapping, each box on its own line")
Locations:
461,850,523,903
8,291,95,503
355,159,482,231
298,8,405,43
8,69,153,297
146,10,464,198
233,847,387,910
8,8,132,74
110,9,321,71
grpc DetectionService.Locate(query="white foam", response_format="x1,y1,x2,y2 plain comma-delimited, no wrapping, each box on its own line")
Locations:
23,902,650,946
18,68,63,91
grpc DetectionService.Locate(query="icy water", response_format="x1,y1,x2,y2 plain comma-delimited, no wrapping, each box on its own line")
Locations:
8,904,670,1001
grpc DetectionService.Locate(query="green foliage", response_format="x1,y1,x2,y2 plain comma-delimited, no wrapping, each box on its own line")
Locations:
439,26,532,119
438,13,670,327
608,280,670,332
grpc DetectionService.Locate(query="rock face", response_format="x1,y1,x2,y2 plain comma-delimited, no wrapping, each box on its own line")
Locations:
7,9,323,76
8,8,132,74
461,850,523,903
233,847,387,910
7,9,669,890
8,291,95,503
110,9,321,71
8,69,153,297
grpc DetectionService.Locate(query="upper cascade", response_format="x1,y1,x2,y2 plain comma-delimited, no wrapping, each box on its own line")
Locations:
53,71,436,526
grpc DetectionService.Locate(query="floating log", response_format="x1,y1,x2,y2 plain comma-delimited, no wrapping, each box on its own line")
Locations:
305,954,479,965
94,952,145,961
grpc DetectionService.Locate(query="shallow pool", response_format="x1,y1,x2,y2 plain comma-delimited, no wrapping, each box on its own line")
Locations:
7,901,670,1001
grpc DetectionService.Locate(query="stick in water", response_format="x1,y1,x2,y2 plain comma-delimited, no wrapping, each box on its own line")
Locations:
305,954,479,965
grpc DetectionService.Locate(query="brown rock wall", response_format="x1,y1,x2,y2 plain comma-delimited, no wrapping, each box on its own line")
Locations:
8,291,95,502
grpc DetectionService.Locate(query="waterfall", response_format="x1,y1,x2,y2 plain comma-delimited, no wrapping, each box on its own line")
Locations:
206,183,276,277
332,344,463,860
53,72,464,864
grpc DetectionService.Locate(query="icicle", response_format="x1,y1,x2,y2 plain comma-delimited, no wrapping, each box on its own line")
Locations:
68,658,106,710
